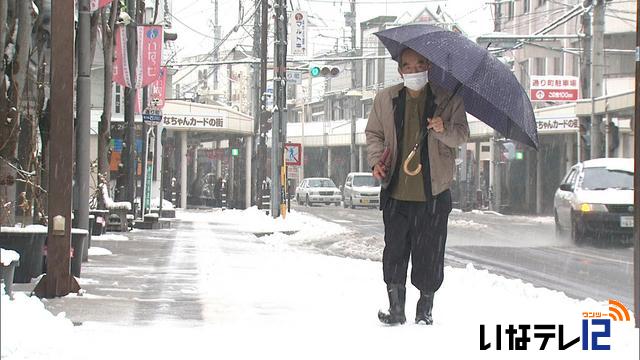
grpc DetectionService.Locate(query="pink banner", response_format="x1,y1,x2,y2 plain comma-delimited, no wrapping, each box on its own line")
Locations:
148,67,167,109
90,0,114,12
112,25,132,88
136,25,163,88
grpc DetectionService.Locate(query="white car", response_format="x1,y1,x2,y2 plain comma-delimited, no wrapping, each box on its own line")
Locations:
553,158,634,244
342,172,381,209
295,178,341,206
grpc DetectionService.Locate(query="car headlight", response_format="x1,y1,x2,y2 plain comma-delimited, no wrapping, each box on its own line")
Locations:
334,191,340,195
353,192,361,197
578,203,607,212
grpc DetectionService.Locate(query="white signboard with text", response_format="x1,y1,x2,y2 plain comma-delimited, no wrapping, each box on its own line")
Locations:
530,76,579,102
162,113,227,130
536,117,579,134
290,11,307,57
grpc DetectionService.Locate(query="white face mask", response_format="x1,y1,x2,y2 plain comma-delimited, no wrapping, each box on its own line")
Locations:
403,70,428,91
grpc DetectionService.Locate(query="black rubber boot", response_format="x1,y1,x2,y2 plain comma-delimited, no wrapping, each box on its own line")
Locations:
415,291,434,325
378,284,406,325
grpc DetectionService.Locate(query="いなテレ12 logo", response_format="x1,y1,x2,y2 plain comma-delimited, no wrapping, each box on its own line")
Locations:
480,299,632,351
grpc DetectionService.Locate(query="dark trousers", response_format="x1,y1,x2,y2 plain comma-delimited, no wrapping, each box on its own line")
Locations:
382,190,451,293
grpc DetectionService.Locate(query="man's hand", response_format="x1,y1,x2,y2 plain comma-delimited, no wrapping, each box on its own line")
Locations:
373,163,387,180
427,117,444,133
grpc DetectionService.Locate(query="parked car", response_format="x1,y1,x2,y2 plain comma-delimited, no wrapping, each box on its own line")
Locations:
342,172,381,209
295,177,341,206
553,158,634,244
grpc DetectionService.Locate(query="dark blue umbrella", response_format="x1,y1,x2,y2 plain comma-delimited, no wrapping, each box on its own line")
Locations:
374,24,539,149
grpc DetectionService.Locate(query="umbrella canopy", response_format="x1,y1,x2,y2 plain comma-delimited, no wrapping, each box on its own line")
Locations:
374,24,539,149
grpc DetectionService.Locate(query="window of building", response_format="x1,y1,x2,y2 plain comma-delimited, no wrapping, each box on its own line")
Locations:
523,0,530,14
507,1,514,21
519,60,530,92
538,0,547,7
363,102,372,119
338,100,345,120
534,57,545,76
553,57,564,76
366,59,376,88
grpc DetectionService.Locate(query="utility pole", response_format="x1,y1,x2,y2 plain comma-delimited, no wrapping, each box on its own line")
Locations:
490,0,502,212
590,0,605,159
633,0,639,331
256,0,269,208
139,1,149,218
34,0,80,298
579,0,592,162
213,0,221,94
124,0,138,204
271,0,288,217
348,0,357,173
227,63,233,106
251,0,261,206
75,0,91,240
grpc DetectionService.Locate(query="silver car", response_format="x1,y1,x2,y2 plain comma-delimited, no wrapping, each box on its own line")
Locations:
342,172,381,209
295,178,341,206
553,158,634,244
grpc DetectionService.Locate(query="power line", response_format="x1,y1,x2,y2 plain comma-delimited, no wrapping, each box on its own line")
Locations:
605,12,636,26
173,1,261,84
168,11,219,40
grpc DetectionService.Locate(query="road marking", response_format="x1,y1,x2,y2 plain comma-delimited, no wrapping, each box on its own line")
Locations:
332,220,353,224
550,247,633,266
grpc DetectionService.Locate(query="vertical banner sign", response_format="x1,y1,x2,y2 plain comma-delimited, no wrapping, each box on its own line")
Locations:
290,11,307,56
112,25,132,88
148,67,167,109
136,25,163,88
90,0,114,12
144,163,153,211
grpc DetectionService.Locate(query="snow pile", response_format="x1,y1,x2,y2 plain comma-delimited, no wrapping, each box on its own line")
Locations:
133,197,175,210
91,234,130,241
100,183,132,211
176,207,349,239
0,224,47,233
152,198,174,210
472,209,505,216
449,219,488,229
1,209,637,359
88,247,112,256
0,286,75,359
1,248,20,266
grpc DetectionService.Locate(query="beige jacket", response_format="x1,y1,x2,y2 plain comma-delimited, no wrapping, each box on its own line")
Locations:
365,82,470,196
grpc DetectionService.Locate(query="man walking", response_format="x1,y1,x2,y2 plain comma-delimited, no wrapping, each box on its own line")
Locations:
365,48,469,325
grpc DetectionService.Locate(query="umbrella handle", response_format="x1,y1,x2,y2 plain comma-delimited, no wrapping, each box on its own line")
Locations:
403,146,422,176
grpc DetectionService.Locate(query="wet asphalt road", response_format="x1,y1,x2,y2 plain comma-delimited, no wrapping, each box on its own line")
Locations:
290,202,635,307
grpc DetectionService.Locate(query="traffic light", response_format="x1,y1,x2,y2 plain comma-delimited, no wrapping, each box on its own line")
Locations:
229,138,241,157
310,65,340,78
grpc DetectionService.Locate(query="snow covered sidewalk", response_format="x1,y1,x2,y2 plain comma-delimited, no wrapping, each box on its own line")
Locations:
1,208,637,359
